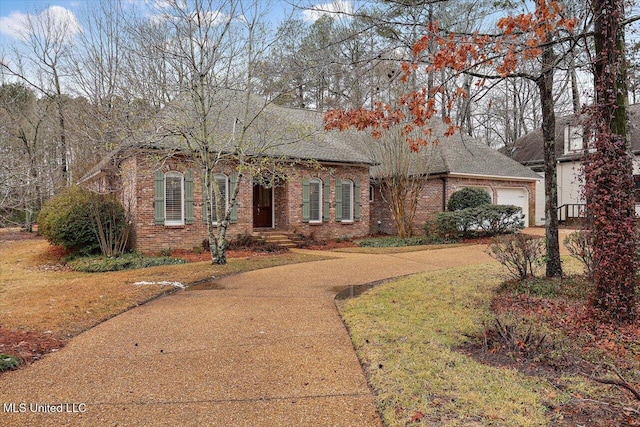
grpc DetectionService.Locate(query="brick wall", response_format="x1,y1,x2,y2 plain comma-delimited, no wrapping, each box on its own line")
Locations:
284,164,370,240
125,154,371,253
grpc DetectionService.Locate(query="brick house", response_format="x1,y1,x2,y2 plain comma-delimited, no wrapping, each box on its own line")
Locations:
82,95,539,252
81,101,374,253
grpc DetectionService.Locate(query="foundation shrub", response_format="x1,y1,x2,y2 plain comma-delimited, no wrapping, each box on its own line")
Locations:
428,205,524,239
38,187,126,255
447,187,492,211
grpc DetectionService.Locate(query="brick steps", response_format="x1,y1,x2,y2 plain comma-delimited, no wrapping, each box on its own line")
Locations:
253,231,302,248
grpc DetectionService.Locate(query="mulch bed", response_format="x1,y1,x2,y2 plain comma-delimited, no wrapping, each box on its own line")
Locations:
0,327,66,368
459,290,640,426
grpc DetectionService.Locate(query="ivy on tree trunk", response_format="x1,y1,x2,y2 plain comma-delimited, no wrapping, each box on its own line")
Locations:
584,0,638,322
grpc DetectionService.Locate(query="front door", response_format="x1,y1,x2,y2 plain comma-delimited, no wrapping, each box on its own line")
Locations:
253,184,273,228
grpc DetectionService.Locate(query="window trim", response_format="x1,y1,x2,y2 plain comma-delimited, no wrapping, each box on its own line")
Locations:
309,178,323,224
341,179,354,223
164,171,184,225
564,124,584,154
369,184,375,203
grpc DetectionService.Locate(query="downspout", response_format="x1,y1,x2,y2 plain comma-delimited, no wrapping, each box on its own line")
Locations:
441,177,447,211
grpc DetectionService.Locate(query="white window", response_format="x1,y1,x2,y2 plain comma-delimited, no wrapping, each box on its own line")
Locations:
211,174,228,223
309,179,322,223
369,184,375,203
165,172,184,225
565,125,584,153
341,179,354,222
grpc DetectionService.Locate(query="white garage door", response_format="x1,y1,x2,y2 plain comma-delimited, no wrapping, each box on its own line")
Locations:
496,188,529,227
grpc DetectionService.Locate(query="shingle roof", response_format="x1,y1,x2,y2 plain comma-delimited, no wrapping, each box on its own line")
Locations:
80,91,376,183
157,89,373,165
353,120,540,180
430,134,541,179
510,103,640,166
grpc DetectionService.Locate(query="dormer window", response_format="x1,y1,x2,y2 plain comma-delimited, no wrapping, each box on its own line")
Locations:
564,125,584,154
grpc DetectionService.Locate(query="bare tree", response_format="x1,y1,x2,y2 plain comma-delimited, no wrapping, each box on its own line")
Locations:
0,6,80,187
368,126,434,237
0,83,53,229
127,0,311,264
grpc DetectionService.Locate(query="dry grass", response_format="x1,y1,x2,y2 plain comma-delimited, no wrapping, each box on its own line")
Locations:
339,264,561,426
0,236,329,339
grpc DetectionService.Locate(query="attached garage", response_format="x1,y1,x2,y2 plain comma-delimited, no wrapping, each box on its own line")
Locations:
496,187,530,227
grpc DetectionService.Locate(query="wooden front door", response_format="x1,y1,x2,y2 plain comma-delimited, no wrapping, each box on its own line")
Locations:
253,184,273,228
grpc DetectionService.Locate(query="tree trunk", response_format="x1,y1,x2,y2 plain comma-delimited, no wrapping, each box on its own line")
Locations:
536,37,563,278
587,0,637,322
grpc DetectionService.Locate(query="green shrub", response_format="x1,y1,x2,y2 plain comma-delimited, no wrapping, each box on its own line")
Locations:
356,236,441,247
66,252,187,273
38,187,126,255
487,233,545,279
425,213,463,240
0,354,20,372
447,187,492,211
38,187,97,254
429,205,524,239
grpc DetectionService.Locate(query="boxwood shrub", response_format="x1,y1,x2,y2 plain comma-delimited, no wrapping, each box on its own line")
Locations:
38,187,125,255
427,204,524,239
447,187,492,211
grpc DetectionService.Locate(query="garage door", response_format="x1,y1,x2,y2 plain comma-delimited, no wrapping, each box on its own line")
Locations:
496,188,529,227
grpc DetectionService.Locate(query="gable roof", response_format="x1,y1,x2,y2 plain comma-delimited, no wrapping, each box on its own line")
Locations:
352,120,540,181
429,134,541,180
509,103,640,166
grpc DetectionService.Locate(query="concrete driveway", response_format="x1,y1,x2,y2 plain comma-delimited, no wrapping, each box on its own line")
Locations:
0,243,501,426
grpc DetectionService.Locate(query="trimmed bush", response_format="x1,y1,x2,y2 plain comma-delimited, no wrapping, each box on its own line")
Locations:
487,233,545,279
38,187,99,254
425,214,464,240
447,187,492,211
428,204,524,239
38,187,126,255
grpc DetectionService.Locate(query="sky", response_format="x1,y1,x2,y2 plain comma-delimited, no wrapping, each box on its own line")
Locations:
0,0,354,47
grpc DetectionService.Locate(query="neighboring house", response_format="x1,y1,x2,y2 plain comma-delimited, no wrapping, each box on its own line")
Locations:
368,131,541,235
509,104,640,225
82,96,539,253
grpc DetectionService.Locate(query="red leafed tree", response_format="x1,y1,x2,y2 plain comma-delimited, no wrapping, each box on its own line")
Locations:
325,0,576,277
583,0,637,322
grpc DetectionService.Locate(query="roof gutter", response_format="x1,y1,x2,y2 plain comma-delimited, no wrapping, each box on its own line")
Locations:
438,172,540,182
77,168,107,185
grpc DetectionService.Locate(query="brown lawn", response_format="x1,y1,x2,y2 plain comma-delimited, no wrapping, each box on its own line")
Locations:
0,229,329,368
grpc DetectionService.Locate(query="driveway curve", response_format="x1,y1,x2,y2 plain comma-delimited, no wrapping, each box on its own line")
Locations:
0,243,498,426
